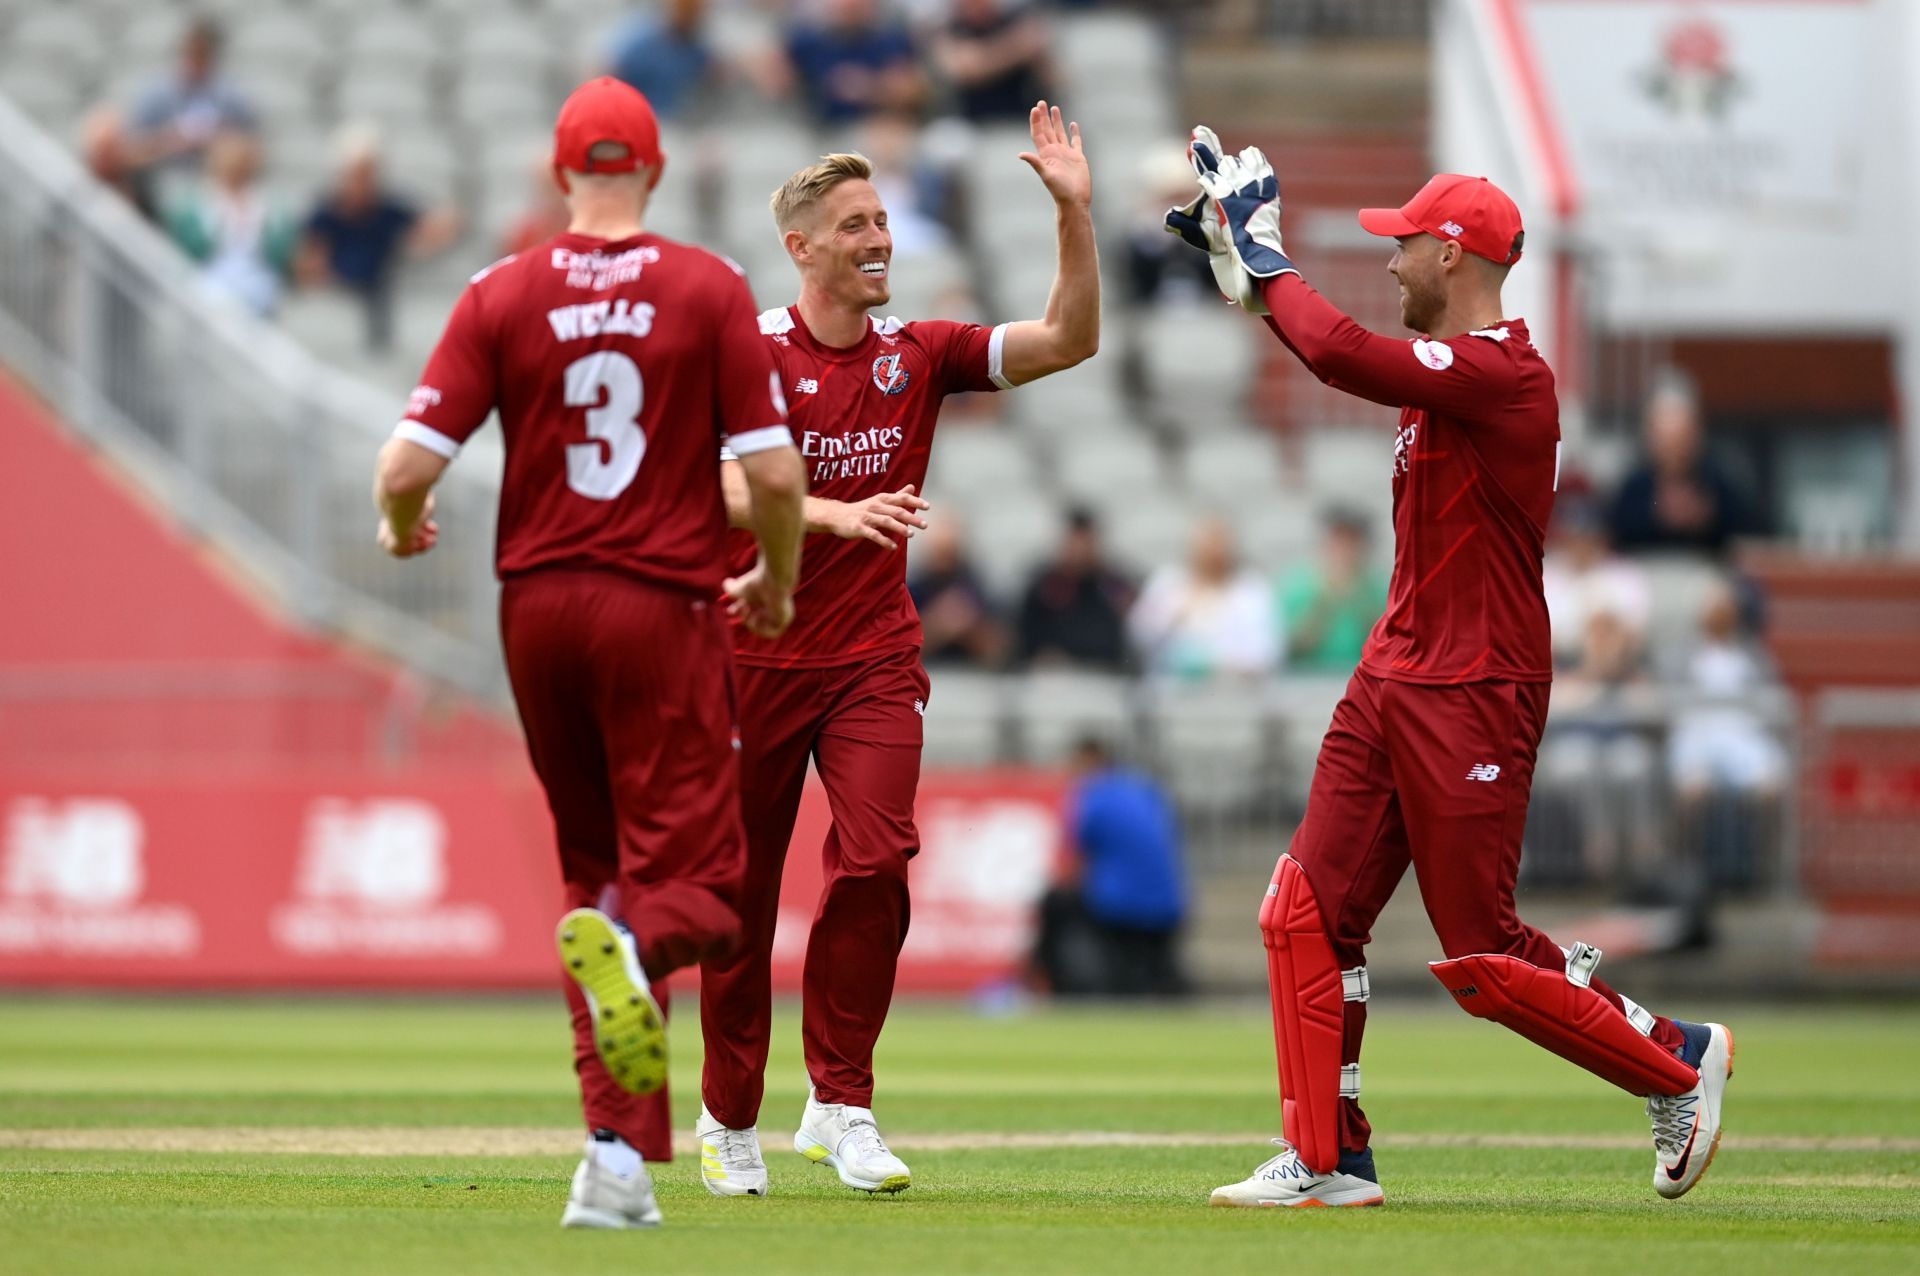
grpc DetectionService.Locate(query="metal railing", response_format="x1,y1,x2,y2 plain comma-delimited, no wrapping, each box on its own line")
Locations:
0,94,508,699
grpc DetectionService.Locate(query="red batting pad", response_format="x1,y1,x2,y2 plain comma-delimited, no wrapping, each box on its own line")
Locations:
1260,854,1346,1174
1429,954,1698,1097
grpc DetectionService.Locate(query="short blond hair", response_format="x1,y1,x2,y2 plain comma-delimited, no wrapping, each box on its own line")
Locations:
770,152,873,232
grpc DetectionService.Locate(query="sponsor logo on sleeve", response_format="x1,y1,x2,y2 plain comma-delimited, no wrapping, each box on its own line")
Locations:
1412,338,1455,371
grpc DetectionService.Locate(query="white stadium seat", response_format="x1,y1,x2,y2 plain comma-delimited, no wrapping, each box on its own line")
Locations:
1015,671,1137,764
1055,429,1164,503
1136,307,1257,425
921,669,1011,767
1184,430,1285,504
1098,490,1193,577
930,426,1040,495
1300,428,1390,489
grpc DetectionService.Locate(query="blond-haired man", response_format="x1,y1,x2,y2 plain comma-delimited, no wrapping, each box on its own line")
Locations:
689,102,1098,1198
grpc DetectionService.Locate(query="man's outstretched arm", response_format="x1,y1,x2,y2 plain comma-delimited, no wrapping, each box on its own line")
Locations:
721,461,931,551
1259,275,1516,415
999,100,1100,385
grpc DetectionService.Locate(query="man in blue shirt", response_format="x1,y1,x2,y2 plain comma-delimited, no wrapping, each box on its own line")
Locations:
605,0,716,120
782,0,926,127
1034,737,1188,996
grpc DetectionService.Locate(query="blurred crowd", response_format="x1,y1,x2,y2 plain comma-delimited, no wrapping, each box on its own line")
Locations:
82,14,463,346
74,3,1097,350
59,5,1786,925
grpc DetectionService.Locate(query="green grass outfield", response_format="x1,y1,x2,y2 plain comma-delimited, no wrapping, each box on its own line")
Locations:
1,997,1917,1274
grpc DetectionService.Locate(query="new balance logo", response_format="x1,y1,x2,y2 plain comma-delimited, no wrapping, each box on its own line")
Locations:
911,699,926,717
1465,764,1502,782
794,377,819,395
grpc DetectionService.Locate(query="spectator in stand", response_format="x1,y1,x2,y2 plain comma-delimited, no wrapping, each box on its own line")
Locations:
1130,516,1280,681
80,105,155,218
1541,492,1651,670
1279,505,1388,673
162,130,296,318
909,513,1006,667
128,16,257,184
1016,506,1136,670
932,0,1056,124
604,0,717,120
1125,149,1220,305
296,127,461,352
779,0,927,128
1536,607,1662,892
1608,370,1764,555
1032,737,1188,998
853,112,955,255
1668,579,1785,888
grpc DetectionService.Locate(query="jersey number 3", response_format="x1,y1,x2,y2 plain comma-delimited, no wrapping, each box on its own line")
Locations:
563,351,645,501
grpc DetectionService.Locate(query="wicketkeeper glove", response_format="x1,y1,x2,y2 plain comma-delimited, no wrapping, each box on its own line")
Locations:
1163,126,1267,313
1196,144,1299,299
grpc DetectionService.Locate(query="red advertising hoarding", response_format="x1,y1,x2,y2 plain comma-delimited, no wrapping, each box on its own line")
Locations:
0,767,1065,993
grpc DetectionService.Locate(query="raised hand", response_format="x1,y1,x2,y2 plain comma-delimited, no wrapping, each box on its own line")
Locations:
1165,126,1270,312
1197,145,1298,282
1018,100,1090,209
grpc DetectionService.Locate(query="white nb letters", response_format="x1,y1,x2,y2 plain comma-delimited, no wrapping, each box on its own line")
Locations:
564,351,646,501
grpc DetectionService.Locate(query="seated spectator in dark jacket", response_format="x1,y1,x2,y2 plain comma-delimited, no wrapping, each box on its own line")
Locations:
296,128,460,350
781,0,926,127
909,515,1006,667
1033,738,1188,997
932,0,1054,123
605,0,716,120
1017,507,1136,670
1608,371,1763,554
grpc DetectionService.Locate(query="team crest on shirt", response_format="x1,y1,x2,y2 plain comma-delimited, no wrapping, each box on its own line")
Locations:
871,352,910,396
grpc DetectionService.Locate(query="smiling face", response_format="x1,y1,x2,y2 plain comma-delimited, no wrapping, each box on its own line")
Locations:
787,177,893,311
1387,233,1452,333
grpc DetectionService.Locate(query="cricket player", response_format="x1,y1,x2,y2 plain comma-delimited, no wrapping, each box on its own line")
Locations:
1164,131,1733,1207
692,101,1100,1197
371,77,806,1229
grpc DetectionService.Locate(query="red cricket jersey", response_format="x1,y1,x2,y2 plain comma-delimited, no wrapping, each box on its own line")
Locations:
1262,274,1560,684
395,233,792,595
724,306,1010,669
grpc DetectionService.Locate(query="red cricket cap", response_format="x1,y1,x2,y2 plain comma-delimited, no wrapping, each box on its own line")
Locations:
1358,173,1525,266
552,76,663,180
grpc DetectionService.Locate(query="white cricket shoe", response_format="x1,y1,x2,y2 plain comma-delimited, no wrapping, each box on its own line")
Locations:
1648,1020,1735,1199
556,908,667,1095
561,1132,662,1229
1209,1140,1384,1208
698,1105,769,1198
793,1089,911,1194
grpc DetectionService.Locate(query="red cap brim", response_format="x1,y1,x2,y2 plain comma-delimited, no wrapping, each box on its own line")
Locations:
1357,206,1422,238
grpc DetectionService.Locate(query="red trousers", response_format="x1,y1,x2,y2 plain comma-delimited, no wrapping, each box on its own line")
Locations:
1291,671,1684,1154
699,646,930,1129
500,570,748,1158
